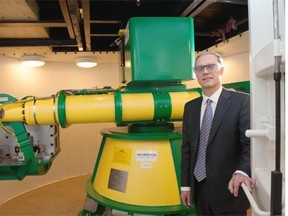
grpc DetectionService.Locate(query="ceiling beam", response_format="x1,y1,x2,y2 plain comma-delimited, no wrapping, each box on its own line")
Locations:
181,0,205,17
216,0,247,5
0,38,76,47
0,0,39,20
90,34,119,37
0,21,66,28
187,0,213,17
90,20,122,24
58,0,75,39
66,0,84,51
81,0,91,51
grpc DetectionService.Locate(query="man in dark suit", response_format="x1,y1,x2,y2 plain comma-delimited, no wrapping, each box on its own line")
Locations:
180,51,255,215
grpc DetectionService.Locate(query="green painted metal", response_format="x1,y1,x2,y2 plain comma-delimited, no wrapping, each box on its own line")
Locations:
128,122,174,133
114,91,123,126
223,81,250,93
152,91,172,121
100,126,182,141
91,136,107,181
0,121,57,180
0,94,58,180
71,88,112,95
125,17,195,82
126,81,188,92
57,90,68,128
84,177,195,215
189,81,250,96
169,135,182,191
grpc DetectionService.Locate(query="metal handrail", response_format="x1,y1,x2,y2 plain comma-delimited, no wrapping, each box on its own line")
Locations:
241,183,270,216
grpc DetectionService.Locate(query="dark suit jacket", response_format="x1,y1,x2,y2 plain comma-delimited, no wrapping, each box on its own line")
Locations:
181,88,250,213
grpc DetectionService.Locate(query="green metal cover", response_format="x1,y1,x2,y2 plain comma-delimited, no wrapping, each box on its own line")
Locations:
125,17,195,82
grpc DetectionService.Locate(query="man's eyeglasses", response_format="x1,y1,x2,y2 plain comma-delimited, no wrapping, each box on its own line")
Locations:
193,63,222,73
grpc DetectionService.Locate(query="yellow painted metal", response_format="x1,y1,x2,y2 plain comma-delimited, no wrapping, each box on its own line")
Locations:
93,138,181,206
65,95,115,123
0,103,23,122
0,91,200,125
24,99,57,125
170,91,200,119
121,93,154,121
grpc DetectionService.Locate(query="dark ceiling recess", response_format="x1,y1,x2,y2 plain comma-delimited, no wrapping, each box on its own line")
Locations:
0,0,248,53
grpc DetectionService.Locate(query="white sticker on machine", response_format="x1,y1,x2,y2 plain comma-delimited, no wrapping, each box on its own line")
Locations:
141,162,152,169
136,150,157,161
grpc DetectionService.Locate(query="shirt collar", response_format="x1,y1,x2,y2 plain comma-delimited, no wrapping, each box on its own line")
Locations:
202,86,223,104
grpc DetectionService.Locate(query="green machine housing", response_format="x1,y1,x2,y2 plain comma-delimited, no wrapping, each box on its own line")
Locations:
125,17,195,83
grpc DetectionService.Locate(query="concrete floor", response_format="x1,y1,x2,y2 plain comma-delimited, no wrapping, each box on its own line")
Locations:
0,175,90,216
0,175,250,216
0,175,159,216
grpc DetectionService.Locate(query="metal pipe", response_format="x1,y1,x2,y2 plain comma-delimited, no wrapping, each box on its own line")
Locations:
241,183,270,216
0,91,200,127
270,0,283,215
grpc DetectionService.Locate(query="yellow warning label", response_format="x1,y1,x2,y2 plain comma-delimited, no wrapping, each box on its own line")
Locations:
112,147,132,166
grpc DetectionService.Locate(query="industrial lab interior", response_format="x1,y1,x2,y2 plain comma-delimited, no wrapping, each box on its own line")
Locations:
0,0,285,215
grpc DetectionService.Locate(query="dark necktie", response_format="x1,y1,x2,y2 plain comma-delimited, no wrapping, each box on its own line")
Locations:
194,99,213,182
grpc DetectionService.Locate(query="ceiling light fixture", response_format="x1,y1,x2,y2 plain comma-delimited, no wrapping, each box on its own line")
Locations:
76,57,97,68
20,55,45,67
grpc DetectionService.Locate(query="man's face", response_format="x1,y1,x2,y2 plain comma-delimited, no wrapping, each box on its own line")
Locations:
194,54,224,90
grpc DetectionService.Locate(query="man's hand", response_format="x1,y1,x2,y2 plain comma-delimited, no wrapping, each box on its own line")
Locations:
181,191,191,208
228,173,256,197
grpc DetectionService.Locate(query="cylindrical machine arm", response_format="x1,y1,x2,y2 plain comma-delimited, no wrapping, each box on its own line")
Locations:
0,90,199,127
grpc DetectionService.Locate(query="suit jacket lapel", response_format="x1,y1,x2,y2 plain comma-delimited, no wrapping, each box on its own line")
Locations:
193,98,202,154
208,89,231,145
